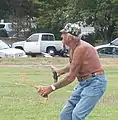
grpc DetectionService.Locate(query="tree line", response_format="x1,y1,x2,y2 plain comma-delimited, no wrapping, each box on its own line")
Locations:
0,0,118,44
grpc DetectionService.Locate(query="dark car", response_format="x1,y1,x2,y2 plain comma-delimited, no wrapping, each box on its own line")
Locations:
95,45,118,58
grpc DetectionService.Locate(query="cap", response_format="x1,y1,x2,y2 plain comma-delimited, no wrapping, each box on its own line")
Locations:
60,23,81,37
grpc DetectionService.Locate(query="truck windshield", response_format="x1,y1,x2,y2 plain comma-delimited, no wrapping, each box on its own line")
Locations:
0,41,10,50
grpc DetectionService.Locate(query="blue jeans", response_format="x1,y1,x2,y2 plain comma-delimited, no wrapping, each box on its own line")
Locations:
60,75,107,120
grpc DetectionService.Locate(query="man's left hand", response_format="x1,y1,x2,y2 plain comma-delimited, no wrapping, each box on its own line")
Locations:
33,85,53,98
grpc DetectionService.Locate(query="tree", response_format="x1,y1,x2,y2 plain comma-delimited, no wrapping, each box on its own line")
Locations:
1,0,117,42
59,0,118,43
92,0,117,43
34,0,68,39
69,0,118,43
2,0,40,37
0,0,9,20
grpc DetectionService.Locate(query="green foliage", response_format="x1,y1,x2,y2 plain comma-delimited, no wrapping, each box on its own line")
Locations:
6,0,39,18
35,0,68,36
73,0,118,43
0,0,9,19
35,0,118,43
81,32,96,46
0,0,117,42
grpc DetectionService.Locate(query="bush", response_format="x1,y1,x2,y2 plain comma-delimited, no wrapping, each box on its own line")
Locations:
81,32,96,46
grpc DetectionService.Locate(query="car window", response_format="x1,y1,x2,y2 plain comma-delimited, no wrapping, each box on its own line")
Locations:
98,47,113,54
97,48,105,54
8,24,12,29
0,29,9,37
42,35,54,41
42,35,48,41
0,24,5,29
111,38,118,46
114,48,118,55
104,47,113,54
27,34,39,42
48,35,54,41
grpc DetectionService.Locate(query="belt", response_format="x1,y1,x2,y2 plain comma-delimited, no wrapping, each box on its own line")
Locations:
78,71,104,81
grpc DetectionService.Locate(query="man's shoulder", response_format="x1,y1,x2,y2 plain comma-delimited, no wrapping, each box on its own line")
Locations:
80,39,90,44
74,44,85,55
80,40,94,48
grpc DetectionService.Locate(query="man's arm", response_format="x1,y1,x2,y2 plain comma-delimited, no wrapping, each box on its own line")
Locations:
57,64,70,76
51,64,70,83
33,46,84,98
53,46,83,89
51,64,70,76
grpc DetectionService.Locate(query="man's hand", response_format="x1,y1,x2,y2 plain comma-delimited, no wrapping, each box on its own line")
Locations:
50,65,58,83
33,85,53,98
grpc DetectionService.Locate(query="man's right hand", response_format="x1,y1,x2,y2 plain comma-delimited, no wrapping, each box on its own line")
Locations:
50,65,58,83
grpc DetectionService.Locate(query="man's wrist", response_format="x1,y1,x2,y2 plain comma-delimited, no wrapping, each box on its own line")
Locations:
50,84,56,91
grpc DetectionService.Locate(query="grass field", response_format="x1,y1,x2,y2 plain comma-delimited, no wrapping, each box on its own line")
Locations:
0,58,118,120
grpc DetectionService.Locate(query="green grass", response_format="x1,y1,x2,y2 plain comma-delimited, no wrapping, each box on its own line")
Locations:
0,58,118,120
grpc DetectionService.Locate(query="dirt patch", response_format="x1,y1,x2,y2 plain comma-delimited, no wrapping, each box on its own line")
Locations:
0,58,118,68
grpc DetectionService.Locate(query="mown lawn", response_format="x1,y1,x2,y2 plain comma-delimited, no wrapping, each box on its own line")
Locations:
0,58,118,120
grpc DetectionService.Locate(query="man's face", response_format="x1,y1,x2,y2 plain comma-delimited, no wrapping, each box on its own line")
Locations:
61,33,70,46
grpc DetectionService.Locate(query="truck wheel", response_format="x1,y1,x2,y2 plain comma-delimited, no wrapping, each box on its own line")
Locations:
47,47,56,56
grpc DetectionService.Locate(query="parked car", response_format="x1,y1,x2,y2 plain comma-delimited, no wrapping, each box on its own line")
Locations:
0,23,15,37
98,38,118,48
0,40,27,58
110,38,118,45
95,45,118,58
0,28,9,37
12,33,67,57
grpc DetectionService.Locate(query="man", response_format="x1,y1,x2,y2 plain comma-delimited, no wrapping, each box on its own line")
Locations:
34,23,107,120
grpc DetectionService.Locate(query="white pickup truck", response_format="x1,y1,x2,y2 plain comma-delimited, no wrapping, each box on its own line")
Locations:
12,33,66,57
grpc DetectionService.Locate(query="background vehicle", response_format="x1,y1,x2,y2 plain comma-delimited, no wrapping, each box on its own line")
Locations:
98,38,118,47
110,38,118,45
0,28,9,37
0,40,27,58
95,45,118,58
12,33,66,57
0,23,15,37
